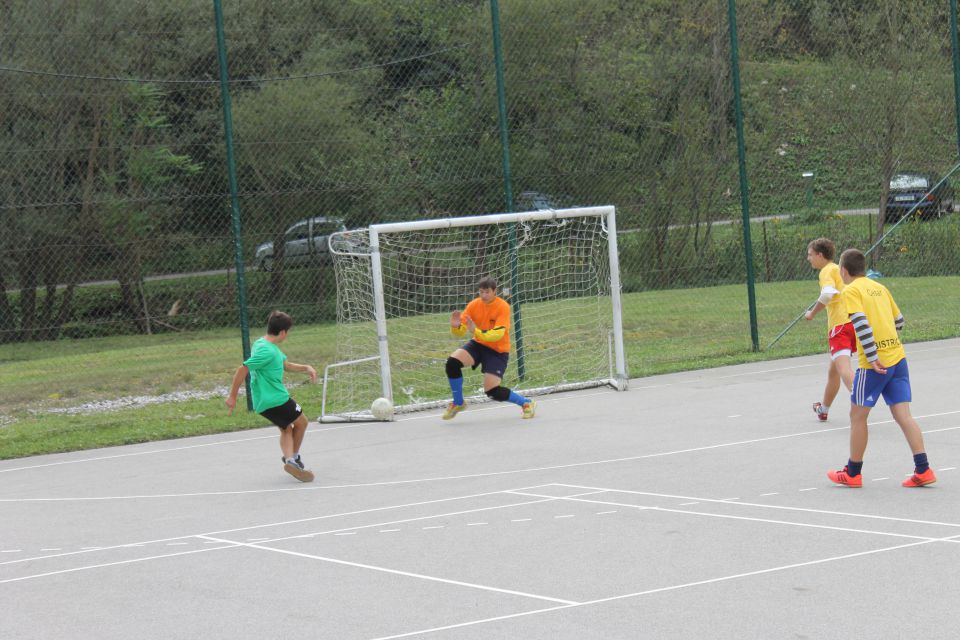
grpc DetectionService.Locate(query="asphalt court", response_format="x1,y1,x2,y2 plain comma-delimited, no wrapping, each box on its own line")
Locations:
3,338,960,639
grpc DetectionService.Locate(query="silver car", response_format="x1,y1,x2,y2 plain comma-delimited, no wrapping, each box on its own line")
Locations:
254,217,347,271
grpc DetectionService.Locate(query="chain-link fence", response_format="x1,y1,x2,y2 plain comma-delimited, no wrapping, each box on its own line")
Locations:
2,1,960,424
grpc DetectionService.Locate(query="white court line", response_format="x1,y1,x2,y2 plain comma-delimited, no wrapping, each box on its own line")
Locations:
197,534,578,606
553,483,960,529
0,487,607,577
514,491,936,542
191,491,607,551
0,485,559,567
368,536,952,640
2,341,954,478
0,421,376,475
4,412,959,502
0,545,237,585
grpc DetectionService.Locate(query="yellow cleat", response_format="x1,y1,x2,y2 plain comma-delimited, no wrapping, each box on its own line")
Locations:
521,401,536,419
442,401,466,420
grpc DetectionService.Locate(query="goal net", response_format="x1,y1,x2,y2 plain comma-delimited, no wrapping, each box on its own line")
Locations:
322,206,627,421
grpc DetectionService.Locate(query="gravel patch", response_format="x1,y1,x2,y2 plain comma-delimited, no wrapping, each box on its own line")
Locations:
42,386,235,416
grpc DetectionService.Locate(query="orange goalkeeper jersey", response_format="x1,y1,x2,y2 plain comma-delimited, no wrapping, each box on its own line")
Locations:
460,296,511,353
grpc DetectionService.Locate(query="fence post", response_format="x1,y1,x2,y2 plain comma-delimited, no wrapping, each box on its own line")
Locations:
727,0,759,351
213,0,253,409
489,0,525,380
951,0,960,157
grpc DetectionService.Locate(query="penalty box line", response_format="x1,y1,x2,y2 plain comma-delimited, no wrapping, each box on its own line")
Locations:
369,534,957,640
197,534,578,606
0,485,596,584
551,483,960,530
506,490,940,542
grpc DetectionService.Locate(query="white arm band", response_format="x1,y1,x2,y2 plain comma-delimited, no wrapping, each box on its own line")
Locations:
818,286,838,306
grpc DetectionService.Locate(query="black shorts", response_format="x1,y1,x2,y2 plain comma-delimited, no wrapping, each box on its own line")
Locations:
462,340,509,378
259,398,303,429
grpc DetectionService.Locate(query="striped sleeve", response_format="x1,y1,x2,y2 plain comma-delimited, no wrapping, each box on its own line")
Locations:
849,311,877,362
894,313,904,331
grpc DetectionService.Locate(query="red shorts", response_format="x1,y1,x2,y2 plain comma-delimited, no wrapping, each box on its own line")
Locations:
828,323,856,358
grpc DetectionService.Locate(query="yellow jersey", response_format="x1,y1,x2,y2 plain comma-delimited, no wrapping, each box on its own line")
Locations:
818,262,848,329
841,276,905,368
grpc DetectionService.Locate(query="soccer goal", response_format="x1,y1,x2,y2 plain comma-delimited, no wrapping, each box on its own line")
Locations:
320,206,627,421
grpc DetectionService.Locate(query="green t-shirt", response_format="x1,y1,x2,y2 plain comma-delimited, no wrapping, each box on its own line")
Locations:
243,337,289,413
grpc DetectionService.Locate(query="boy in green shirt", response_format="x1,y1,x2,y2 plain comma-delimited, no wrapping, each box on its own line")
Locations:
226,311,317,482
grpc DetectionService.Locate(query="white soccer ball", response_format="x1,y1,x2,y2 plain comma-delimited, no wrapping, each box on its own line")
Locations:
371,397,394,420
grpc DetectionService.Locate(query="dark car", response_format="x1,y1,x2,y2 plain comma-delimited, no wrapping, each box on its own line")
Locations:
884,172,954,223
254,216,347,271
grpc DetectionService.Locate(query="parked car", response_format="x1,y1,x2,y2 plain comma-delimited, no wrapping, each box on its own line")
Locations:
517,190,560,211
254,217,347,271
884,171,954,223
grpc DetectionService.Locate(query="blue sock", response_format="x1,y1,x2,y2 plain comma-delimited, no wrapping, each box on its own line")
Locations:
913,453,929,473
847,459,863,477
507,390,529,407
449,377,464,406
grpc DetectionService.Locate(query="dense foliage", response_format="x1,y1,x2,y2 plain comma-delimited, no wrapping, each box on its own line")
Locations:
1,0,957,341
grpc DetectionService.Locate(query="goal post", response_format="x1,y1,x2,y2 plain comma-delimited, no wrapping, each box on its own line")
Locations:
321,206,627,422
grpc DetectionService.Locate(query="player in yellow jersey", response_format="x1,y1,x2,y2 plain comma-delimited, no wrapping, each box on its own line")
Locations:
443,276,535,420
804,238,855,421
826,249,935,488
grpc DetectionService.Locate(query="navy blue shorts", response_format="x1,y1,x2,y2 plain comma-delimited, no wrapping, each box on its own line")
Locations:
462,340,509,378
851,358,912,408
259,398,302,429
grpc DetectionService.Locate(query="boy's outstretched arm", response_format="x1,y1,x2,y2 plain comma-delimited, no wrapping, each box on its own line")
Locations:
284,361,317,383
225,365,249,414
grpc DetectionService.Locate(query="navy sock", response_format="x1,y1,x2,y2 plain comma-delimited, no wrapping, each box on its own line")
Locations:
847,459,863,477
913,453,929,474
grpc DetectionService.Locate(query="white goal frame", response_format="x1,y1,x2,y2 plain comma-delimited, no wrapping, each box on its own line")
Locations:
322,205,628,422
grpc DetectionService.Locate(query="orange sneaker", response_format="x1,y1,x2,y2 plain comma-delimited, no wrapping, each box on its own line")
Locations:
902,468,937,487
827,466,863,487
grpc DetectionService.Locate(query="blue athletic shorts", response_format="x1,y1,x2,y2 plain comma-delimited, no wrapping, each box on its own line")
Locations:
851,358,912,408
462,340,509,378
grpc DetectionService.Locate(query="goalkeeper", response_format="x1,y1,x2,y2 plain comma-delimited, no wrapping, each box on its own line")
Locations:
443,276,535,420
